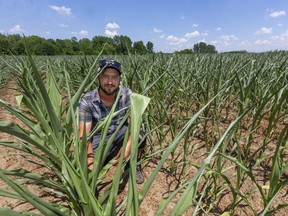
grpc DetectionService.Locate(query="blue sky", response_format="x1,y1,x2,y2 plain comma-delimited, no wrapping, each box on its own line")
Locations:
0,0,287,53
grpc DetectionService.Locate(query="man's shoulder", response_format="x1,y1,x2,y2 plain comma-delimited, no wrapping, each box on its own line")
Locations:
121,86,132,96
82,89,99,101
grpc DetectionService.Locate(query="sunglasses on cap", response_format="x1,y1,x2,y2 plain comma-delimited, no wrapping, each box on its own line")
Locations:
99,59,121,73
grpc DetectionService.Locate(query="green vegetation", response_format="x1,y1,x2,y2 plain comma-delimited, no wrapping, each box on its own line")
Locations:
0,56,15,87
0,34,218,56
193,42,217,53
0,34,153,55
0,50,287,215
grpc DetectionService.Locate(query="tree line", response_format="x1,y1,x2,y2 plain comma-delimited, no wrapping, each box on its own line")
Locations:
0,33,217,55
176,42,217,54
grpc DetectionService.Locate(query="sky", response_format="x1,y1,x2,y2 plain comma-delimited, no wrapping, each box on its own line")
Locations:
0,0,287,53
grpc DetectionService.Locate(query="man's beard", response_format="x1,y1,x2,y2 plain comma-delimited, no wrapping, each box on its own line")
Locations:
99,84,118,95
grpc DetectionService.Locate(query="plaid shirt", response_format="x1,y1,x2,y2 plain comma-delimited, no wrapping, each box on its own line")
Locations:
79,86,132,151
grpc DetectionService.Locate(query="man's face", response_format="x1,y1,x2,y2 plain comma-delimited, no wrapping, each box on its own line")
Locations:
98,68,121,95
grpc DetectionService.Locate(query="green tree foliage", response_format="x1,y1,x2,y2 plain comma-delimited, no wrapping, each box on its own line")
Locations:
78,38,94,55
71,37,80,54
193,42,217,53
146,41,154,53
55,39,74,55
0,33,220,55
176,49,193,54
0,34,9,54
222,50,248,54
0,34,147,55
113,35,133,55
41,39,59,55
133,41,147,54
25,36,46,55
92,36,116,55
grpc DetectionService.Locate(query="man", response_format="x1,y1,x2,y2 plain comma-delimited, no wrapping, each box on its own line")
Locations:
78,58,145,184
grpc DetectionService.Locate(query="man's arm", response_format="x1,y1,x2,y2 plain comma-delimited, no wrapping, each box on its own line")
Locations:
113,135,132,166
124,135,132,159
79,122,94,170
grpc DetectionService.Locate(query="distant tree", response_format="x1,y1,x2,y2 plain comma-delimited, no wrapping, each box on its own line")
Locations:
193,42,217,53
78,38,94,55
92,36,116,55
146,41,154,53
25,35,46,55
193,43,199,53
56,39,74,55
176,49,193,54
102,43,117,55
7,34,23,54
16,39,25,55
133,41,147,54
222,50,248,54
207,44,217,53
0,34,10,54
113,35,132,55
70,37,80,54
40,39,59,55
0,33,155,55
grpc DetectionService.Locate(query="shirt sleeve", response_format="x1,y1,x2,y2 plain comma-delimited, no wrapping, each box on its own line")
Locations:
79,97,93,123
122,87,132,107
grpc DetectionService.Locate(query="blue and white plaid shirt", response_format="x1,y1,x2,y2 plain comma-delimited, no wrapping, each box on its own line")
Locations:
79,86,132,152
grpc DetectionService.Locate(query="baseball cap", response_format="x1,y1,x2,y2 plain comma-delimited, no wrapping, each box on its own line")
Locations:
99,58,121,74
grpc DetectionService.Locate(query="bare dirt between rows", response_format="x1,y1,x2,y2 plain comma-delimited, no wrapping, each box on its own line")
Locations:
0,80,287,215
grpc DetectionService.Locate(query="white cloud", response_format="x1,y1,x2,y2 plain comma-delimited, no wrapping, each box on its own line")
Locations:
270,10,286,18
71,30,89,37
215,27,221,31
202,32,208,36
160,34,166,39
166,35,179,42
254,39,272,45
255,27,272,34
192,24,199,27
61,24,68,27
220,35,238,41
9,25,24,33
50,5,72,15
104,23,120,37
212,39,254,52
166,35,187,46
105,22,120,30
212,35,238,50
217,40,230,46
185,31,200,38
271,30,288,42
210,40,220,45
239,40,252,48
266,30,288,50
153,28,162,33
0,29,5,34
79,30,88,36
105,29,118,37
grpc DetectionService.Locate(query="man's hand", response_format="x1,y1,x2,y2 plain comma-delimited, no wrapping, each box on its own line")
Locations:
112,135,132,166
87,154,94,170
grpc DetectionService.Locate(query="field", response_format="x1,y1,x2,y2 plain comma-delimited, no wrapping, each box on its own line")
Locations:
0,52,287,215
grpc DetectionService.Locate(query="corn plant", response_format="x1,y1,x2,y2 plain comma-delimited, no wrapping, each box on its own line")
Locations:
0,47,152,215
0,50,287,215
